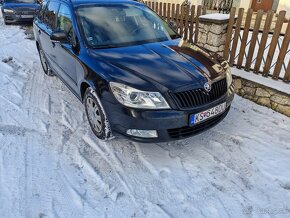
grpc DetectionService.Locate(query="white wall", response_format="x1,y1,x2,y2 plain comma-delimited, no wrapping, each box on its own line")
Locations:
237,0,252,9
277,0,290,18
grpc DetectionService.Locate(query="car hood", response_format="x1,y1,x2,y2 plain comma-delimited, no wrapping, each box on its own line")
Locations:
3,2,39,10
90,40,228,92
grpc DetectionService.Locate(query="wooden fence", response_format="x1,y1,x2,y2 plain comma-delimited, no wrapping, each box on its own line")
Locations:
224,8,290,83
144,1,207,43
143,1,290,84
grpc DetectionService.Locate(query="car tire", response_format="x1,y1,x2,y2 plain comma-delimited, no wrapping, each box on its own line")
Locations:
4,19,10,25
38,46,54,76
84,87,112,140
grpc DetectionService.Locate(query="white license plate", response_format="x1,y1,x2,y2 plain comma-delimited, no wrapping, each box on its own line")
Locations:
21,15,33,18
189,102,226,126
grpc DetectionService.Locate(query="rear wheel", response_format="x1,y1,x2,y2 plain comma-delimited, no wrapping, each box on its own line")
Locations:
38,46,54,76
84,87,112,140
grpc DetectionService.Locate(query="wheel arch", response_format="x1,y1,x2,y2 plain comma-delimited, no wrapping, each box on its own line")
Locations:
80,80,99,102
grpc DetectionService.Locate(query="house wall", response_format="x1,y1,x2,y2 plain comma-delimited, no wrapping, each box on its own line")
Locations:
277,0,290,18
235,0,280,10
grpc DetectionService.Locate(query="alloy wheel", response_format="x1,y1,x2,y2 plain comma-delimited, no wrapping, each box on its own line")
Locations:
86,96,103,133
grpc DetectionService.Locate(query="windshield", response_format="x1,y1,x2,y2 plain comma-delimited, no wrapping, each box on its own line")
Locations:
76,4,179,48
4,0,36,3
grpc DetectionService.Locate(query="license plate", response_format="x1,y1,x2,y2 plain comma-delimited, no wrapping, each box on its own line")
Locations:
189,102,226,126
21,15,33,18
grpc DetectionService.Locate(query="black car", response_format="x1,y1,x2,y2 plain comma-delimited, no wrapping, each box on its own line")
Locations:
33,0,235,142
1,0,39,24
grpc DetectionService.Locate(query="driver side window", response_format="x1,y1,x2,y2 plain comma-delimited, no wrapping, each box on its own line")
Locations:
57,4,73,41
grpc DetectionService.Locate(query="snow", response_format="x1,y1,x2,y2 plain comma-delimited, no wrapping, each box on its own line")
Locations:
199,13,230,21
1,11,290,218
232,67,290,95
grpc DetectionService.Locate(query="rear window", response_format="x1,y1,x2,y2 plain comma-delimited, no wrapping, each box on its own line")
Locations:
43,1,59,30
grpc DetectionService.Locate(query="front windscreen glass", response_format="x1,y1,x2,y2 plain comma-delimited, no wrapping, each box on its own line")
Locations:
76,4,179,48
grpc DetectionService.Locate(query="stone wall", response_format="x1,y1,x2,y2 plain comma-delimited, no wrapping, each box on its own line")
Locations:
197,22,227,56
197,14,230,56
234,76,290,117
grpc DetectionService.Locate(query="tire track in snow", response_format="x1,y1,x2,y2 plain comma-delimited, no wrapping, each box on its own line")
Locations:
82,136,139,206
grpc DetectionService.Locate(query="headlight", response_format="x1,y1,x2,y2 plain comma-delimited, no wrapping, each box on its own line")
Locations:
3,9,14,13
110,82,170,109
226,68,233,88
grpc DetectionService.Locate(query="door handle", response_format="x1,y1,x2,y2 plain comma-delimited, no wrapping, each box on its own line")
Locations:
52,41,55,48
38,29,41,35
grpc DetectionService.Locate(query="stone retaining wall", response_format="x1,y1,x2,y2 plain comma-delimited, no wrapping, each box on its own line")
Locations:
233,76,290,117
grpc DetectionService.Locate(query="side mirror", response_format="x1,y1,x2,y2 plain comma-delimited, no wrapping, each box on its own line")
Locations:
50,31,68,43
169,20,178,31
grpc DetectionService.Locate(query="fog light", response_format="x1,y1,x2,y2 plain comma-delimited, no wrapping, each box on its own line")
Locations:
126,129,158,138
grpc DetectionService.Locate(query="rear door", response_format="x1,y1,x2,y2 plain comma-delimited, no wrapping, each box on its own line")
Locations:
38,1,60,70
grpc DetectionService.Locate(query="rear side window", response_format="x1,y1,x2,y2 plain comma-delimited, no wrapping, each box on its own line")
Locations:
57,4,73,41
43,1,59,29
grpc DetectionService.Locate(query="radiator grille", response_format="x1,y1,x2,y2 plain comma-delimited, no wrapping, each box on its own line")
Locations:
171,78,227,109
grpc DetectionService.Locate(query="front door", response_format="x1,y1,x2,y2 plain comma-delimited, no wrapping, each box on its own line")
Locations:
53,3,78,93
251,0,274,12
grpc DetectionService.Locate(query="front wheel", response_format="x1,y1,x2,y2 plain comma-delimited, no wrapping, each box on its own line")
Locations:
4,19,10,25
84,87,112,140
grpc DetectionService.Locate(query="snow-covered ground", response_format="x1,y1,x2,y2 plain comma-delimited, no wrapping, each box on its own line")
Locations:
1,13,290,218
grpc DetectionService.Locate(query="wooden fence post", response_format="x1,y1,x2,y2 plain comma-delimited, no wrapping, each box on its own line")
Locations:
183,5,190,39
163,2,167,19
159,2,163,17
263,11,286,76
244,10,264,71
254,11,274,73
167,3,171,22
223,7,236,60
155,2,158,13
284,60,290,83
179,5,185,35
175,4,180,28
171,4,175,23
229,8,244,67
189,5,195,42
272,20,290,79
237,8,253,68
194,5,202,44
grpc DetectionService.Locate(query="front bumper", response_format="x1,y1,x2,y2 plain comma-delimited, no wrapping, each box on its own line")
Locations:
3,12,35,23
102,84,235,143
